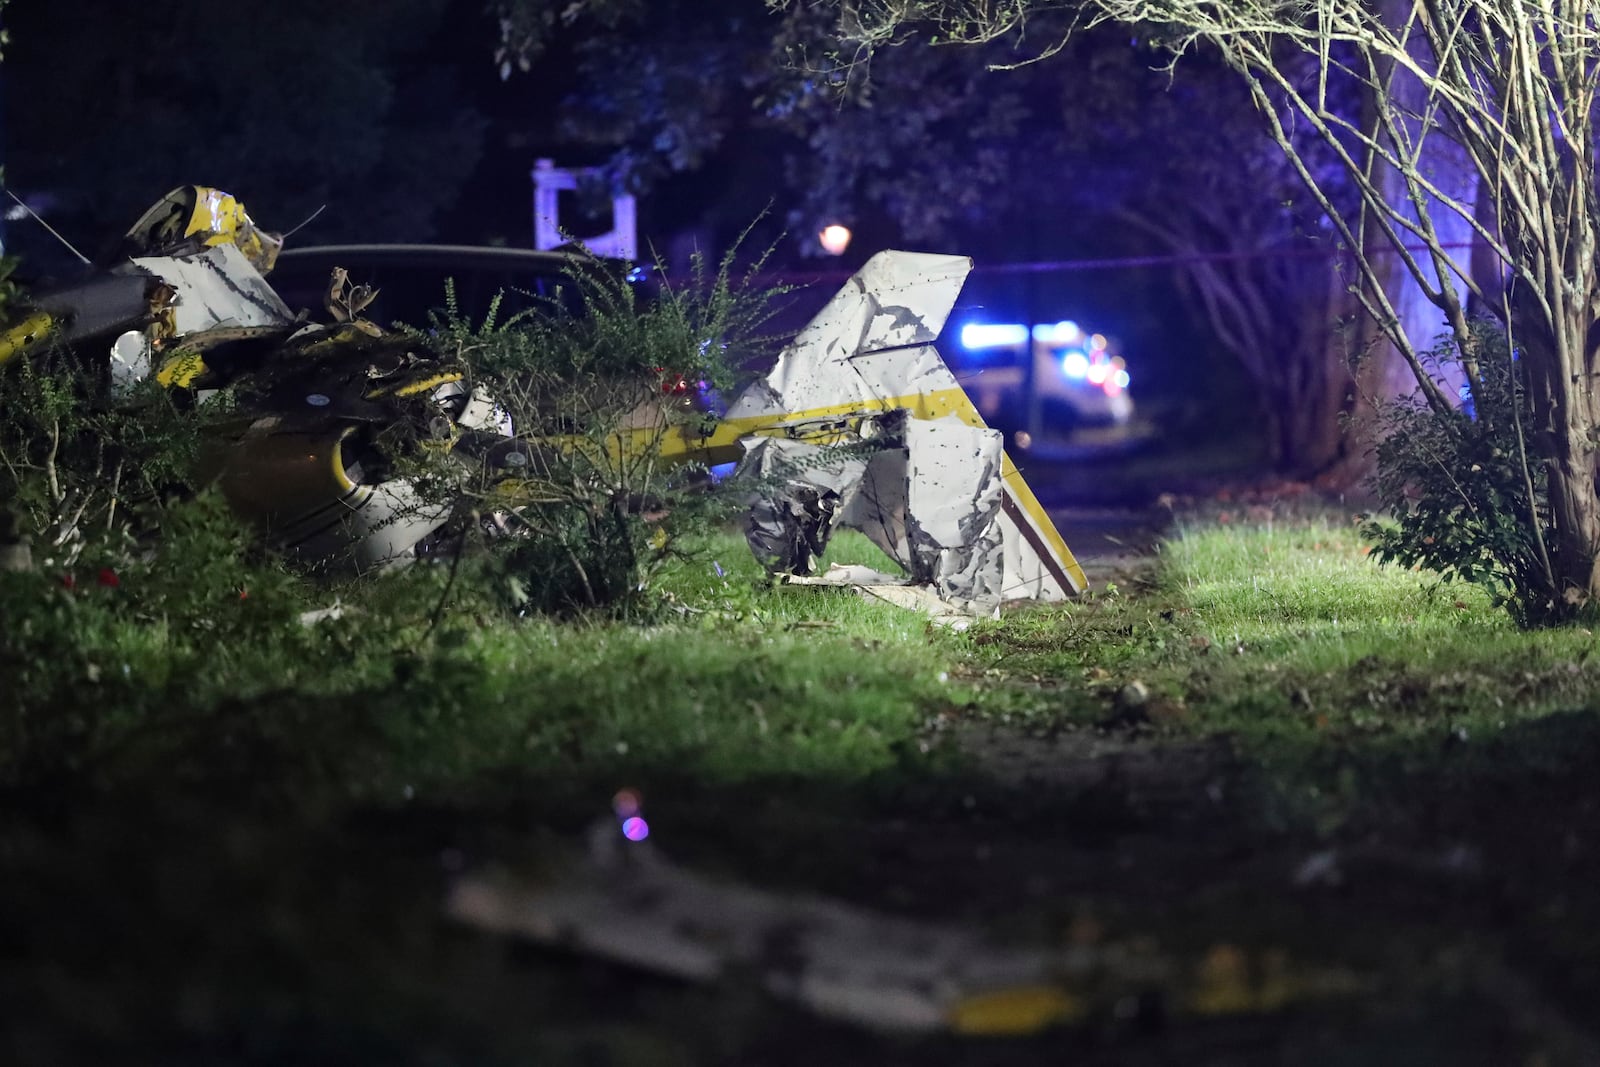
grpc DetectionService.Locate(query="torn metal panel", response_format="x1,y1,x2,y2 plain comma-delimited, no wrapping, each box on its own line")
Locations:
780,250,968,355
745,485,844,576
120,185,284,273
997,455,1083,600
725,249,1087,607
726,252,969,424
741,414,1056,611
738,434,872,574
901,416,1008,603
131,244,295,334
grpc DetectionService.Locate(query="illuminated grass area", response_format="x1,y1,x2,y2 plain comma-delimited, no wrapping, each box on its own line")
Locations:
0,529,962,800
968,510,1600,754
440,530,955,789
11,511,1600,806
1171,516,1600,736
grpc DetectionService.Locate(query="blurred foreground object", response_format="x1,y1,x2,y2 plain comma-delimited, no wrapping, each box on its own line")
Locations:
446,819,1367,1035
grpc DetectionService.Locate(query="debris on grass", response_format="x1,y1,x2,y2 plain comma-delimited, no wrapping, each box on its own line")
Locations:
446,818,1369,1036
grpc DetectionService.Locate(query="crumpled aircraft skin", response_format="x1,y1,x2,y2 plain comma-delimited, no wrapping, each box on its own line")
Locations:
720,251,1087,607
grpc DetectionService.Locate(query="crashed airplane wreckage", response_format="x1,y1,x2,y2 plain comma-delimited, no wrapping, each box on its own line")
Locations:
664,249,1088,610
0,187,1086,609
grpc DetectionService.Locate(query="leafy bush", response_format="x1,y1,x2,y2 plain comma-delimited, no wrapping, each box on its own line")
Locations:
0,335,209,568
1365,322,1566,626
0,492,312,783
407,246,788,617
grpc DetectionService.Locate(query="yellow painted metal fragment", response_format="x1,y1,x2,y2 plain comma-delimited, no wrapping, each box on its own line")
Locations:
379,371,465,399
0,311,55,367
156,350,208,388
947,985,1086,1035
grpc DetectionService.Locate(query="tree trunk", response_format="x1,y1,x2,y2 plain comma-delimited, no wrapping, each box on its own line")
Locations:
1128,205,1361,480
1361,0,1475,402
1287,264,1385,490
1547,430,1600,604
1537,337,1600,604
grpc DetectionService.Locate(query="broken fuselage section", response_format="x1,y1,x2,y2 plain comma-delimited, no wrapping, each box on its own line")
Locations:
1,187,522,574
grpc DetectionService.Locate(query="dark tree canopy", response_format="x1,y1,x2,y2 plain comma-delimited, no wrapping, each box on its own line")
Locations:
488,1,1314,251
2,0,1384,474
494,1,1121,257
493,0,1368,471
5,0,487,271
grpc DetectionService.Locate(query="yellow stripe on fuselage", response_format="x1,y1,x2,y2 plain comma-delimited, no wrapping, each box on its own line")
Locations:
643,385,1087,593
651,386,983,466
1001,452,1088,593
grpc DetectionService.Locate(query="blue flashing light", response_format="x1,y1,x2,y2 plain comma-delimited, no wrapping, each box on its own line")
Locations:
960,323,1029,349
1061,350,1089,379
1113,369,1131,389
1032,320,1082,345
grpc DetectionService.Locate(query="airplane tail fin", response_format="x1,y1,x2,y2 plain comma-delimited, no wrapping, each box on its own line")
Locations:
728,250,1088,604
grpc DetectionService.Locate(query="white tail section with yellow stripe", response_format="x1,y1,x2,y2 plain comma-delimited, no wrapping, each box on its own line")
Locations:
730,250,1087,602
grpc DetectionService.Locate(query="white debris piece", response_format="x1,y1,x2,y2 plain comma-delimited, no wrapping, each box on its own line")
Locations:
782,564,990,629
108,330,152,393
726,250,1087,609
726,255,967,421
132,243,295,334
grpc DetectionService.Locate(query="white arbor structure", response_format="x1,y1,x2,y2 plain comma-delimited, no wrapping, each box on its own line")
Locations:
531,158,637,260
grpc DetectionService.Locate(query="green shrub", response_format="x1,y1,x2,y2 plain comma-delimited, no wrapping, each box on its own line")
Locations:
1365,322,1565,626
405,246,788,617
0,341,205,566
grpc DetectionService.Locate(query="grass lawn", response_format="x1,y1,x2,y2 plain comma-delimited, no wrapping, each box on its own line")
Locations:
5,506,1600,1063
